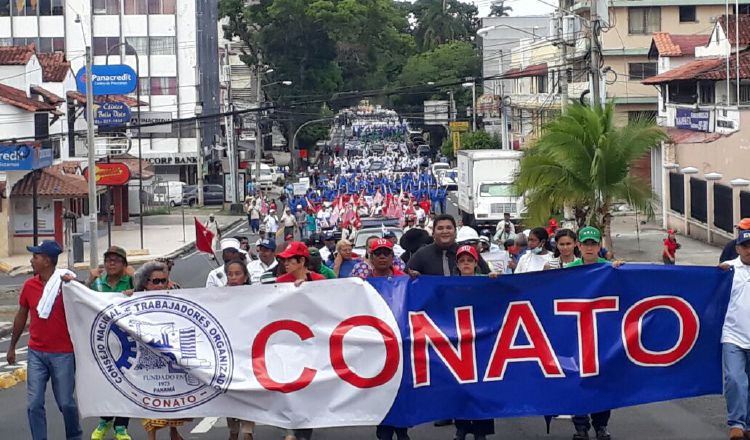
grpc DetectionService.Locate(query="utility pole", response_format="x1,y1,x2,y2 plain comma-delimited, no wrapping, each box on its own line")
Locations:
196,103,204,206
590,0,602,108
558,4,569,113
85,14,98,268
223,45,237,203
255,66,262,183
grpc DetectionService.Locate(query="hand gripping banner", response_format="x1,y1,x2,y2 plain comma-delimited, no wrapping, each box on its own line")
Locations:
63,264,732,428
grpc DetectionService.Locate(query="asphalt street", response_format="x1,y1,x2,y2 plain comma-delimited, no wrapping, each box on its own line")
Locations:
0,197,735,439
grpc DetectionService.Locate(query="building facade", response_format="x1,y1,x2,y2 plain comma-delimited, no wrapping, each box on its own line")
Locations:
0,0,220,183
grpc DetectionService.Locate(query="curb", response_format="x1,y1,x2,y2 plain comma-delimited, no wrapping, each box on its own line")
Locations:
0,217,247,276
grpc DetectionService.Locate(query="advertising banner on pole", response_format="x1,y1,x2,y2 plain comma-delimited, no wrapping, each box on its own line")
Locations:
76,65,138,96
63,265,731,428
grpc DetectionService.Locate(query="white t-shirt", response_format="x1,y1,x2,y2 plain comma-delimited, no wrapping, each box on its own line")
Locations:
247,259,278,284
205,266,228,288
515,251,552,274
722,257,750,348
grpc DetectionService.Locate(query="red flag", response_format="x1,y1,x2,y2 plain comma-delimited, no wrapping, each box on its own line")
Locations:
194,217,215,254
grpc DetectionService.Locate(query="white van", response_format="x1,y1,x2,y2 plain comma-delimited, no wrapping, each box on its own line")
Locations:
153,181,186,207
246,163,278,189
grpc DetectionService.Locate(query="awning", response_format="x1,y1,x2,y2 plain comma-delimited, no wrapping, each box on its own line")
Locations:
503,63,548,79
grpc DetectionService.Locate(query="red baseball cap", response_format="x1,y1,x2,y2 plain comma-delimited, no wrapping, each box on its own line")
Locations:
456,245,478,261
369,238,394,253
738,218,750,230
277,241,310,259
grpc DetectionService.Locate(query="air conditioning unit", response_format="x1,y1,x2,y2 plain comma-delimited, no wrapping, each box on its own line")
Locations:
549,13,562,41
562,15,580,46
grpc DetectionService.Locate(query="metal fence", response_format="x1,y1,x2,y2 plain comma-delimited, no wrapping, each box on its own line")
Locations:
669,172,684,214
690,177,707,223
714,183,734,232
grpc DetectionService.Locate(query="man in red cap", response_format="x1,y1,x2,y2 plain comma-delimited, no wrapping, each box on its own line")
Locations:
367,239,406,278
721,218,750,263
276,241,326,284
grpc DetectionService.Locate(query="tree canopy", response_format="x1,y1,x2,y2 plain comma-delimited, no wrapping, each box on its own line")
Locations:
489,0,513,17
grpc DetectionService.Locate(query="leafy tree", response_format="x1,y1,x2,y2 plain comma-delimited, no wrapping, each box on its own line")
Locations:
409,0,479,51
515,102,668,248
489,0,513,17
392,41,481,116
441,130,501,159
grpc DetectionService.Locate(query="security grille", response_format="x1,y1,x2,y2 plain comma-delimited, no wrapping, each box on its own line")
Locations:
669,172,684,214
714,184,733,232
690,177,707,223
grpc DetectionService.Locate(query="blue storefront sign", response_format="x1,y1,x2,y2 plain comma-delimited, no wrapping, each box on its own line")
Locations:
94,102,131,127
0,145,53,171
76,64,138,96
675,108,710,132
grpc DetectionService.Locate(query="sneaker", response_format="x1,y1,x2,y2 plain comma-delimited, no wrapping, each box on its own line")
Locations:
595,427,611,440
731,428,745,439
572,429,590,440
114,426,132,440
90,419,112,440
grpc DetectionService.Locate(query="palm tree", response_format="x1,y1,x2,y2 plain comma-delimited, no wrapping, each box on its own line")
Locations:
489,1,513,17
515,102,668,249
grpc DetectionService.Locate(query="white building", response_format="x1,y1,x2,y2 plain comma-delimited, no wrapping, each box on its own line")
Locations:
0,0,218,183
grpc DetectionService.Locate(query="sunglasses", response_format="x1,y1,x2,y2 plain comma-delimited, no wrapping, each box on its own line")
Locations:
372,249,393,257
148,278,169,285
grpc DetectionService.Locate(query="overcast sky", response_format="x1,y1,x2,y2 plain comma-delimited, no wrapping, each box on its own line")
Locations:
465,0,555,17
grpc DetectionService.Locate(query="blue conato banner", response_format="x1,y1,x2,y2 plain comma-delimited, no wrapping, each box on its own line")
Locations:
63,265,731,428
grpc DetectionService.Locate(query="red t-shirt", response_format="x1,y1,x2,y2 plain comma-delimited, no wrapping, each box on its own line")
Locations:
663,238,678,258
276,271,327,283
19,275,74,353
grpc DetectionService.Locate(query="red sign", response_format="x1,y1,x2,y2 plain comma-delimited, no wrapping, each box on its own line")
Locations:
299,149,308,159
83,162,131,186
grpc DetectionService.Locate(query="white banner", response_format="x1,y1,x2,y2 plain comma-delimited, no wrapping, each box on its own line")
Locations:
63,280,403,428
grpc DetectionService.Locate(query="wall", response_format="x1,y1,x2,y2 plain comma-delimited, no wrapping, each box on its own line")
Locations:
0,105,35,140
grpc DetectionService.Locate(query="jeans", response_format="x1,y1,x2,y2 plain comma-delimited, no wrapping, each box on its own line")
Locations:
227,418,254,435
250,218,260,234
572,411,610,432
724,343,750,429
376,424,409,440
99,416,129,428
27,349,82,440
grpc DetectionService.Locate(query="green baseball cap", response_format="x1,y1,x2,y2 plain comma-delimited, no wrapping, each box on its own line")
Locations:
578,226,602,243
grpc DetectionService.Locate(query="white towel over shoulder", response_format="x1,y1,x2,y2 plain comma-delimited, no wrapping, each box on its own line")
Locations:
37,268,75,319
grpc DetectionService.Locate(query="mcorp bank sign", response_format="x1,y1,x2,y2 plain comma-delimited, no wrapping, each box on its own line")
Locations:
76,65,138,96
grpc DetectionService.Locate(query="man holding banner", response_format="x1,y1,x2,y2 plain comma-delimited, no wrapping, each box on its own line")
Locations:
720,230,750,440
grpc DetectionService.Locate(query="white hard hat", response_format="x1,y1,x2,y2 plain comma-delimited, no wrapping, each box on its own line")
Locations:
456,227,479,244
219,238,241,251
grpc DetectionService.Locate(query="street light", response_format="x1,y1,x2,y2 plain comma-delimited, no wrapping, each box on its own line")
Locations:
462,82,477,131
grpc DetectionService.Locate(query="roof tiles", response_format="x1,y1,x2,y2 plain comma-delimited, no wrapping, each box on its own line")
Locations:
0,44,35,66
11,165,90,198
651,32,709,57
36,52,71,83
719,15,750,46
0,83,57,113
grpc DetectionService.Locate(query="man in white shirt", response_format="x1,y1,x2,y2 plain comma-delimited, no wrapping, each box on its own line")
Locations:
494,212,515,237
263,210,278,240
247,239,278,284
206,238,246,288
720,230,750,440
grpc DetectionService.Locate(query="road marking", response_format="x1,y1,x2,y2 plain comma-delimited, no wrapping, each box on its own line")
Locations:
0,331,28,344
191,417,220,434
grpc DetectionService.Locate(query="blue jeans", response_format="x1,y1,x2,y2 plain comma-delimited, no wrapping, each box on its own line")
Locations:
27,349,82,440
724,343,750,429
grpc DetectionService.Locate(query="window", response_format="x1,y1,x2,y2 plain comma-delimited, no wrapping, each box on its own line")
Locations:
148,0,176,14
125,37,149,56
628,62,657,80
741,84,750,104
0,0,9,16
738,5,750,15
124,0,148,14
39,0,63,16
700,82,715,104
12,0,37,16
628,7,660,34
0,38,11,46
535,75,547,93
93,0,120,15
93,37,120,56
149,37,176,55
679,5,696,22
150,77,177,95
38,37,65,52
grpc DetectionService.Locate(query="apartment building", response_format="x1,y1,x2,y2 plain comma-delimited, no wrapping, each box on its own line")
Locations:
0,0,220,183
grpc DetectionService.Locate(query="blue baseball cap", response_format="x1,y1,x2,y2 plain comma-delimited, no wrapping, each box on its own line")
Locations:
258,238,276,251
27,240,63,257
738,230,750,245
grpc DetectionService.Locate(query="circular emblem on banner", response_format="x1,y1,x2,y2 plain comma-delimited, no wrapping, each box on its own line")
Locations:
90,295,233,412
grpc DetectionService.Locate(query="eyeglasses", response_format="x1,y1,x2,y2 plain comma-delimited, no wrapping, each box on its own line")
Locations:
148,278,169,285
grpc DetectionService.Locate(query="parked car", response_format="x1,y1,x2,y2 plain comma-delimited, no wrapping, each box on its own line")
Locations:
182,184,224,206
417,145,432,157
153,181,186,207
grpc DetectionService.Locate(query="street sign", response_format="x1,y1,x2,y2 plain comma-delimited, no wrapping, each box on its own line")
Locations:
129,111,173,134
76,64,138,96
94,102,131,127
0,145,52,171
449,121,470,132
424,100,450,126
83,163,131,186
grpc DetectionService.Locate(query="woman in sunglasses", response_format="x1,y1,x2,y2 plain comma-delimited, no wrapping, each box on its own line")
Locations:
134,261,192,440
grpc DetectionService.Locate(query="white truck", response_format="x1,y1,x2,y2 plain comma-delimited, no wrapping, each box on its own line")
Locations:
457,149,525,229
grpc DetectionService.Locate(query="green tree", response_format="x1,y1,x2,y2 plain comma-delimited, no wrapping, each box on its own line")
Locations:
488,0,513,17
392,41,481,116
515,102,667,247
409,0,479,51
441,130,501,159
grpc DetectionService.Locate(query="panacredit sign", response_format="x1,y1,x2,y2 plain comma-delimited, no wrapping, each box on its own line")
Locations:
83,162,131,186
76,65,138,96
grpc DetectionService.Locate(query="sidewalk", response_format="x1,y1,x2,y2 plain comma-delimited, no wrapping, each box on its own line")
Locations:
0,210,245,276
608,213,720,266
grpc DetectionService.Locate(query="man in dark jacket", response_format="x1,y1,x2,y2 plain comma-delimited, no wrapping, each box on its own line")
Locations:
720,218,750,263
408,215,491,276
